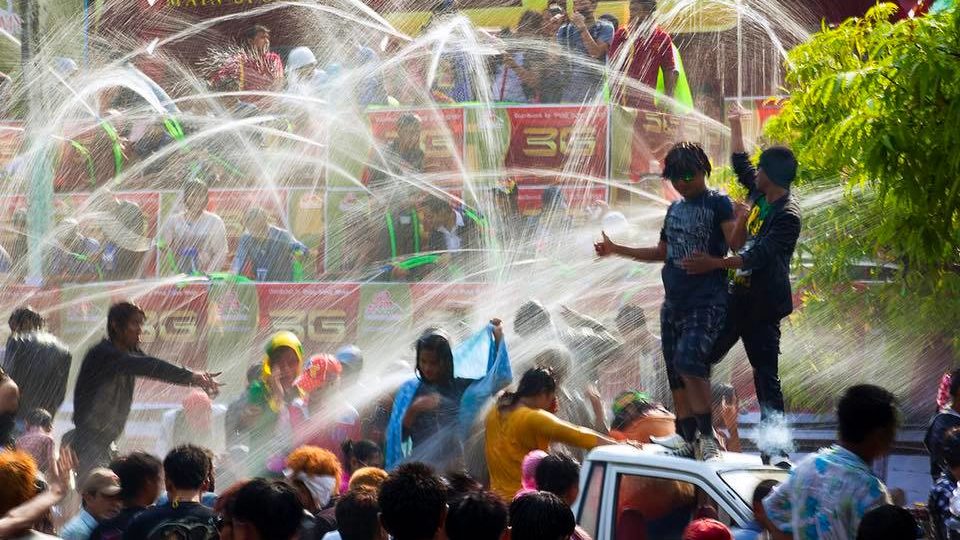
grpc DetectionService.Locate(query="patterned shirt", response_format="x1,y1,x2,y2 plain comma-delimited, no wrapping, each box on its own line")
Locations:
15,429,54,474
930,472,960,540
763,445,890,540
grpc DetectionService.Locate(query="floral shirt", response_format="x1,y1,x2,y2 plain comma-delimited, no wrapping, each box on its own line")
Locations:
763,445,890,540
930,472,960,540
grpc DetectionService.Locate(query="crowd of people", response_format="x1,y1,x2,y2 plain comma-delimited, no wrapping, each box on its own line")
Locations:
7,178,309,285
0,3,950,538
0,68,942,539
0,0,694,285
202,0,680,109
0,302,932,540
0,0,683,189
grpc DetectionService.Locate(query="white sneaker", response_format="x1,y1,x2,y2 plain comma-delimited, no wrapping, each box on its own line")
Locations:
697,436,722,461
650,433,687,450
668,441,696,458
651,434,695,458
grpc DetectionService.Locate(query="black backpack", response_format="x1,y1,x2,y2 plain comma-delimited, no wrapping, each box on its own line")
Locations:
145,516,219,540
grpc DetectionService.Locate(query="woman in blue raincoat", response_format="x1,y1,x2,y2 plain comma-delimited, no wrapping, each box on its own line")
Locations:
386,319,511,470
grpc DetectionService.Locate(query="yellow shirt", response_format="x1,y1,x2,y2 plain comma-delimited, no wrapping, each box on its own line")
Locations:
485,405,601,500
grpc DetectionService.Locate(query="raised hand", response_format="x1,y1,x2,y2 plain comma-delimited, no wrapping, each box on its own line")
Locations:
594,231,616,257
570,11,586,29
490,318,504,343
193,371,224,398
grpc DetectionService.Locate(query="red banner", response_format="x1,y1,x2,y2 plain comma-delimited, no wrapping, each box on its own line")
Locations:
410,282,490,334
130,283,210,404
503,105,608,185
257,282,361,356
755,98,786,128
516,185,609,213
364,108,465,191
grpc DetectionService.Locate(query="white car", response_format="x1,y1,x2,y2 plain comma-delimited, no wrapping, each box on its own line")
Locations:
574,444,789,540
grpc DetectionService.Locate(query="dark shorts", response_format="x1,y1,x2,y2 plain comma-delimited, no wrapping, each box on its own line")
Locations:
661,303,726,388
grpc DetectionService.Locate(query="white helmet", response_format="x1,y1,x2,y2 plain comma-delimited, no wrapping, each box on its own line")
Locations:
601,211,631,240
54,57,79,77
286,46,317,74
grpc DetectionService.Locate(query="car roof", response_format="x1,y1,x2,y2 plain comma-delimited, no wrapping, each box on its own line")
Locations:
585,444,779,474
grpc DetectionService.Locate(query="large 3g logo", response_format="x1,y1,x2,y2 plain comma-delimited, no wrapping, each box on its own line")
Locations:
140,310,198,344
522,127,597,158
269,309,347,342
423,133,456,158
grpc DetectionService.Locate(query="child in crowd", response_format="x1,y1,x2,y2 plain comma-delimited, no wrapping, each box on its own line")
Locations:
15,408,56,477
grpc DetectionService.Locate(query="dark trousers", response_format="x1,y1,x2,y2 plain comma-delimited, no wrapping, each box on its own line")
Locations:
73,428,116,481
707,295,784,420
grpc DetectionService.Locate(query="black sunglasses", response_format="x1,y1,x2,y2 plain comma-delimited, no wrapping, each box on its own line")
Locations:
667,173,696,183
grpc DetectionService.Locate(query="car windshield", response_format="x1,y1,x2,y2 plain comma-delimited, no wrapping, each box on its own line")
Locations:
720,469,791,507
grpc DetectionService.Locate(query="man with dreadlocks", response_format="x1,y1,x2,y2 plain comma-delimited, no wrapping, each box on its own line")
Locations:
595,142,743,461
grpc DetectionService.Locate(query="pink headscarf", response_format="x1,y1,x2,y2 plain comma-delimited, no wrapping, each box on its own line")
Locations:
514,450,548,500
182,389,213,431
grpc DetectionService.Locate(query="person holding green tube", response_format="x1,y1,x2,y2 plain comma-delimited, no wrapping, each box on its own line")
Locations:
231,207,308,282
156,179,228,275
45,218,102,285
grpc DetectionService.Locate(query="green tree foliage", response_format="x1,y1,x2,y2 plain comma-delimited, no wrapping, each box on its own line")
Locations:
764,3,960,344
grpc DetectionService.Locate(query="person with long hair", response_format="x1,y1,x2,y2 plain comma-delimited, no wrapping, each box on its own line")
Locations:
72,302,221,479
484,367,617,499
340,440,383,493
210,24,284,107
386,321,511,470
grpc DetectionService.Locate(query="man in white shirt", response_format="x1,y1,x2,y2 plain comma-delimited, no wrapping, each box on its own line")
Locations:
157,179,228,274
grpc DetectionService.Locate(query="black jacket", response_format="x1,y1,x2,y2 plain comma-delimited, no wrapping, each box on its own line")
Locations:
73,339,193,442
731,152,802,321
4,332,72,420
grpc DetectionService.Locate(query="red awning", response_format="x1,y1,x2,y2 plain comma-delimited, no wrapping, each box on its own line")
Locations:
811,0,922,22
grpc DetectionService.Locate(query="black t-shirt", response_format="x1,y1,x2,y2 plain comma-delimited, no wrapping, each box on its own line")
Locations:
659,189,733,310
408,378,472,445
406,378,473,467
122,501,217,540
367,140,425,191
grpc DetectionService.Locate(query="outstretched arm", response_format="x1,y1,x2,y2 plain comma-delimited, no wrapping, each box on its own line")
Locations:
595,231,667,262
115,350,222,395
681,211,800,275
559,305,606,332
